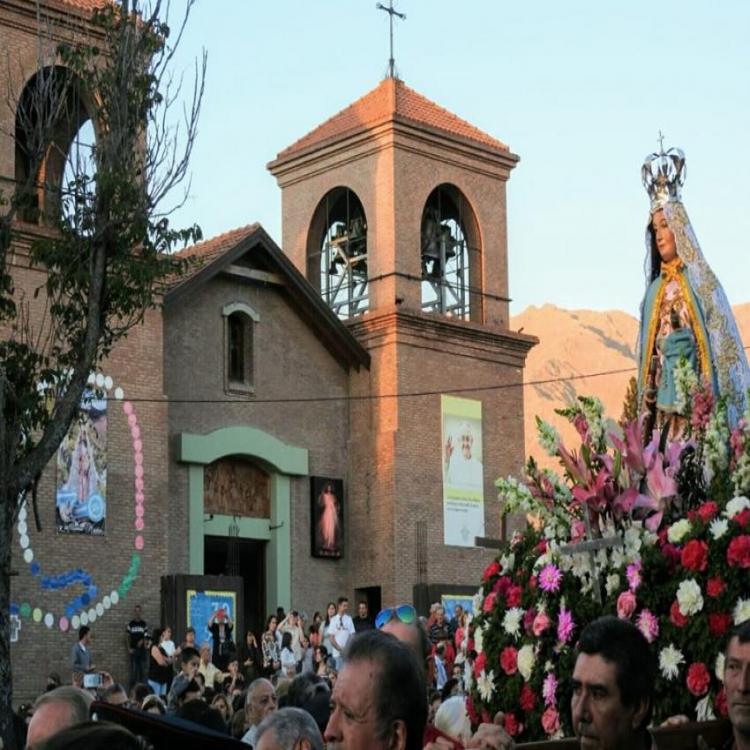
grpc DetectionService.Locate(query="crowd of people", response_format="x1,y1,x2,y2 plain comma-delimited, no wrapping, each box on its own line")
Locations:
9,596,750,749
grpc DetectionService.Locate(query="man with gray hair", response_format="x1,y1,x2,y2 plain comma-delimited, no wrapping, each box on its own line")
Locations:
242,677,278,746
25,686,93,748
255,707,324,750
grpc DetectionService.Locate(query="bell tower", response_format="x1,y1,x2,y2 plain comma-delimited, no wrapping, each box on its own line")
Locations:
269,78,536,606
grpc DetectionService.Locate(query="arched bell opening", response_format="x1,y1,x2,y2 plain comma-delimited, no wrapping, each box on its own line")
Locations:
420,184,481,321
14,65,96,228
307,187,368,319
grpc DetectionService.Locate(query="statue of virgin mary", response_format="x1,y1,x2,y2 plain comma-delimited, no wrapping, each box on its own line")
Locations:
637,146,749,436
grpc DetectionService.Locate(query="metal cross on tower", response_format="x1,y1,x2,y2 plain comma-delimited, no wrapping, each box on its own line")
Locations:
376,0,406,79
657,130,666,154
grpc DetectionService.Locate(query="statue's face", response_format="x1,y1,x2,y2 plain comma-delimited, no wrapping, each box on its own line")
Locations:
652,210,677,263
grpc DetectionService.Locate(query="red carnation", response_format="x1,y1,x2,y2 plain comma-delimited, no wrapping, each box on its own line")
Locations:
661,543,682,572
727,535,750,568
708,612,732,638
483,560,501,582
493,575,512,596
707,577,726,598
473,652,487,678
529,575,538,590
670,600,688,628
500,646,518,676
537,539,548,554
503,712,521,737
687,662,710,697
735,510,750,528
697,501,719,523
716,687,728,718
483,592,497,614
681,539,709,572
523,608,536,635
506,585,523,608
519,683,537,712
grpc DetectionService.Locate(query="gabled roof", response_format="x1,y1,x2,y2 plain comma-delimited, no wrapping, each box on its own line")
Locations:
165,224,370,371
275,77,509,161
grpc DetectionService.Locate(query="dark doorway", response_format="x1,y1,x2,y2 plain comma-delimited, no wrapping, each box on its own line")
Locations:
204,536,266,638
355,586,382,621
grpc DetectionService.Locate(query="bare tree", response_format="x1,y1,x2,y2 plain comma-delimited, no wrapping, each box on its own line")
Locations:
0,1,205,743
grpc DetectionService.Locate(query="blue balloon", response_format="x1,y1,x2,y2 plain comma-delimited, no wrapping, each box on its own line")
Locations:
81,593,90,606
30,562,40,576
89,586,97,597
10,603,19,615
66,605,75,618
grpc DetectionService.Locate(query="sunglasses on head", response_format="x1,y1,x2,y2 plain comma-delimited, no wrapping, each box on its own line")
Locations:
375,604,417,630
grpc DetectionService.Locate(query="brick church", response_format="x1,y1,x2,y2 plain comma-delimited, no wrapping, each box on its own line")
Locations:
3,0,535,698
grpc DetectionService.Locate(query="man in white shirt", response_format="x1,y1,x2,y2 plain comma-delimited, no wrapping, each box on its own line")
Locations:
328,597,355,670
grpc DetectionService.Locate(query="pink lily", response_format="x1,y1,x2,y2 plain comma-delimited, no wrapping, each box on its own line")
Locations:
633,453,678,531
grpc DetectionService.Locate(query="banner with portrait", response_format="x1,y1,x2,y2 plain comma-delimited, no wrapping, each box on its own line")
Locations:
310,477,343,558
55,389,107,535
441,395,484,546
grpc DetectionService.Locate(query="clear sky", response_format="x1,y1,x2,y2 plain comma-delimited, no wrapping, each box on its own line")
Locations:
166,0,750,317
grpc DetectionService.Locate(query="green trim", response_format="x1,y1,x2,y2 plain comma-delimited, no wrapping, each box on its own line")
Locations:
182,426,304,613
177,426,308,475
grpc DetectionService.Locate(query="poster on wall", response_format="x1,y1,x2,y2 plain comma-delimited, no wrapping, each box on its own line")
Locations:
441,395,484,546
186,589,236,650
310,477,344,559
441,594,474,622
55,389,107,535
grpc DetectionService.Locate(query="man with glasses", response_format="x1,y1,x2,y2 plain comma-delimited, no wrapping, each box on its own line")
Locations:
376,604,516,750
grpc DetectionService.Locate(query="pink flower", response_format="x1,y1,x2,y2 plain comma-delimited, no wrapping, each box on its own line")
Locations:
539,564,562,593
557,608,575,644
636,609,659,643
542,706,561,736
542,673,558,707
687,662,710,696
634,453,678,531
626,561,641,592
482,592,497,614
533,611,551,636
500,646,518,675
617,590,637,620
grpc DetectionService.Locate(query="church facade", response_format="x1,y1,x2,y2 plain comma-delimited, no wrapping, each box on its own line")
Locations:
3,0,535,700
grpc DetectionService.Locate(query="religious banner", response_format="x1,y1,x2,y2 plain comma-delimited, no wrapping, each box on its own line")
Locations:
186,589,236,651
55,389,107,535
441,395,484,546
310,477,343,559
204,458,270,518
441,594,474,622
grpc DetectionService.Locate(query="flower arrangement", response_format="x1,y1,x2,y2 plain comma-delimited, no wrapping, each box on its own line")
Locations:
467,387,750,742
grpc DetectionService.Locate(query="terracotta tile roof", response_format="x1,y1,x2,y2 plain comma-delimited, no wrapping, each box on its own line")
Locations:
55,0,111,12
276,77,508,160
167,223,260,288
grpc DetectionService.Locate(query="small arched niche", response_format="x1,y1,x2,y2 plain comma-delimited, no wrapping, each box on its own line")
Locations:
306,186,368,319
420,184,481,321
14,65,96,228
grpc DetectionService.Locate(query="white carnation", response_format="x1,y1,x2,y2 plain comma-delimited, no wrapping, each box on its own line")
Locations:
734,598,750,625
517,644,536,681
472,589,484,616
500,553,516,572
658,644,684,681
667,519,692,543
676,579,704,616
725,496,750,519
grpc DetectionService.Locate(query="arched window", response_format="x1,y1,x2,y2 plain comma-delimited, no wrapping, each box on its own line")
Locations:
420,184,480,320
14,65,94,227
222,303,259,393
307,187,368,319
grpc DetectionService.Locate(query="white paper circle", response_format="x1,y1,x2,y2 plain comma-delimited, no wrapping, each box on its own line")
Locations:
80,612,89,626
44,613,54,628
71,615,80,630
104,376,113,390
18,506,27,523
111,591,119,606
103,596,112,609
17,521,27,535
19,535,29,549
114,387,124,400
87,373,96,385
96,603,104,617
23,549,33,563
88,609,96,623
95,373,105,388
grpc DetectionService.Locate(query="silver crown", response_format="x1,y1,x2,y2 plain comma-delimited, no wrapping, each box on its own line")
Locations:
641,145,686,211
